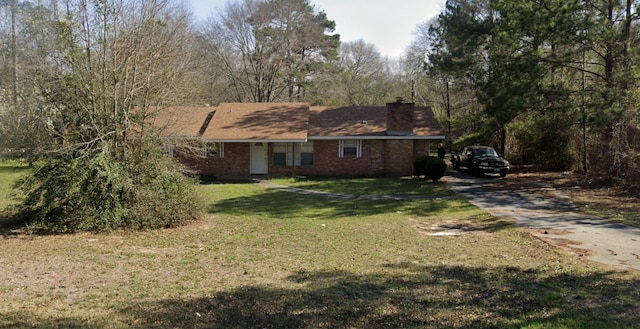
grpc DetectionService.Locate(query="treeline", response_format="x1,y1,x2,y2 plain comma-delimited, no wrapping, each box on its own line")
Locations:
410,0,640,188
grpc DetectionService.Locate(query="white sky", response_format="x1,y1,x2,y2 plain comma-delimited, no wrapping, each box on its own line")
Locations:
188,0,444,58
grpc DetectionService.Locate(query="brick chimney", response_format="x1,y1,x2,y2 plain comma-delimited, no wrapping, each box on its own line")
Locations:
386,97,414,136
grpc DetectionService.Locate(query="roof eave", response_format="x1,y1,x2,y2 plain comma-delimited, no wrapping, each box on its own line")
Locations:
202,138,308,143
309,135,445,140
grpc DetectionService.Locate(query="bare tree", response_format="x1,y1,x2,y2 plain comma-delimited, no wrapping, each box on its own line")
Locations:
0,0,61,161
336,40,388,105
198,0,339,103
36,0,197,156
12,0,203,232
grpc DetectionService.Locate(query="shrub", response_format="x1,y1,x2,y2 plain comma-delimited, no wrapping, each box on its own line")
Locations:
414,156,447,181
126,158,203,230
13,147,204,233
14,155,127,231
425,156,447,182
413,156,429,177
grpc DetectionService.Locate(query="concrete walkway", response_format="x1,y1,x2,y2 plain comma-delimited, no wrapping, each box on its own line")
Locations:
446,172,640,272
257,180,456,201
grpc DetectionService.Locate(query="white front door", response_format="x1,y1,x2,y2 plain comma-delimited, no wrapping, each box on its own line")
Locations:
250,142,268,175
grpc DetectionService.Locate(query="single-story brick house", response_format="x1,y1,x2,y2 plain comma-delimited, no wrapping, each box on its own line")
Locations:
155,98,444,178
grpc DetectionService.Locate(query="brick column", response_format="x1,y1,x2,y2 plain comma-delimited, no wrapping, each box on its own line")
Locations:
385,139,414,176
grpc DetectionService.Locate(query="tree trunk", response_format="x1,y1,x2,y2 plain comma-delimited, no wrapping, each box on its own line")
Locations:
11,0,18,110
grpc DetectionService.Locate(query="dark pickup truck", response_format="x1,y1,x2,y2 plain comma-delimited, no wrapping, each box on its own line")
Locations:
451,146,509,177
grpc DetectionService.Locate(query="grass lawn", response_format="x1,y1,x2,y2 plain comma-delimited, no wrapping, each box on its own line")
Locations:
1,171,639,328
0,160,30,210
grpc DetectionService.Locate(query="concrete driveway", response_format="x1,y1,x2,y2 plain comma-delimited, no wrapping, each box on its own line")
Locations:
446,170,640,272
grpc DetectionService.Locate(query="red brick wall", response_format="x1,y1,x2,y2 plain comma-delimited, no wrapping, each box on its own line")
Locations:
178,140,423,178
266,140,386,177
414,140,433,157
385,140,415,176
175,143,249,178
386,101,414,136
309,140,386,176
218,143,250,177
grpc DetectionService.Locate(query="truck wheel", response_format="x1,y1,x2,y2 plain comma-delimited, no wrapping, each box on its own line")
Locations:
500,171,507,178
454,161,460,170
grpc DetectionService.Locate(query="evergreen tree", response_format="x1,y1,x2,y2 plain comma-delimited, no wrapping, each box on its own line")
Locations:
423,0,640,184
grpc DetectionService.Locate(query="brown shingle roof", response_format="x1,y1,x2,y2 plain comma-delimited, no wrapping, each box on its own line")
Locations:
201,103,309,141
308,106,387,137
147,106,214,138
413,107,446,136
150,103,444,141
308,106,444,138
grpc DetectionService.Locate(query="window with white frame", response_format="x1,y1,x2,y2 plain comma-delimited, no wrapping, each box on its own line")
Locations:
339,139,362,158
273,142,314,166
298,141,314,165
273,142,293,166
201,142,224,158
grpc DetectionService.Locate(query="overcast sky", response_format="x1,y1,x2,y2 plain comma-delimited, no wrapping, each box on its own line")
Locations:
188,0,444,58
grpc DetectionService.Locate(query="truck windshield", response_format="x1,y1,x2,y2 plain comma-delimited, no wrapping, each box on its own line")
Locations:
480,148,498,156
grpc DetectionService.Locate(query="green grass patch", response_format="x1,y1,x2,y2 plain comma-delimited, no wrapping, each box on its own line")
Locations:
0,174,639,328
0,160,30,211
270,176,456,196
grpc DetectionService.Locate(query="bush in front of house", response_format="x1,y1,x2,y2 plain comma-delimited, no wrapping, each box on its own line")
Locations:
414,156,447,181
415,156,447,181
413,156,429,177
425,156,447,181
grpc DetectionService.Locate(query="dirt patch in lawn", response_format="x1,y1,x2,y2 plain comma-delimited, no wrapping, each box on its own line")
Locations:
525,228,596,258
547,238,595,258
412,218,506,236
